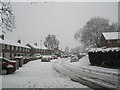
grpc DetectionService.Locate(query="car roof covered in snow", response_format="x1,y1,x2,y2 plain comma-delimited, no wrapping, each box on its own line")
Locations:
102,32,120,40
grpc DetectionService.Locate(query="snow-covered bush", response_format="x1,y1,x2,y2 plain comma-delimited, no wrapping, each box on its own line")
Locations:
88,47,120,68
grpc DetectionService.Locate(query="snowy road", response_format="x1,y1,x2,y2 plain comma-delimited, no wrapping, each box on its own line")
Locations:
2,59,88,88
53,57,119,90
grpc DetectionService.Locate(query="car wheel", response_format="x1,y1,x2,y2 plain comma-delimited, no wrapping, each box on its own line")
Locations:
1,69,7,75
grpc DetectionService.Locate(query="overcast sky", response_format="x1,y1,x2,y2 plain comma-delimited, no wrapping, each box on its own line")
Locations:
6,2,118,50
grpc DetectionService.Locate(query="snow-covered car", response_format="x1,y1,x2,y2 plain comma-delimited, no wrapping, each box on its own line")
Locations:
33,53,42,59
0,57,17,75
48,55,53,60
52,55,58,59
70,55,79,62
41,55,51,62
51,55,58,59
60,55,68,58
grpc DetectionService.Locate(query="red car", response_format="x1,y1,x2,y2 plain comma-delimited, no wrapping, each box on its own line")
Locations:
52,55,58,59
0,57,17,75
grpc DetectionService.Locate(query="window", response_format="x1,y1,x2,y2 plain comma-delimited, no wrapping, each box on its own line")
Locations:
26,48,28,52
14,46,16,50
2,52,5,57
27,48,28,52
23,48,24,51
14,54,16,57
11,46,14,50
21,47,23,51
107,40,111,44
24,49,25,52
19,47,21,51
11,54,14,57
2,44,5,49
16,47,18,51
7,45,10,50
18,47,20,51
117,40,120,43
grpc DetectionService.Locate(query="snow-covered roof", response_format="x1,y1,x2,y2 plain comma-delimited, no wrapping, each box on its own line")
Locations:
28,43,41,49
28,43,48,50
0,38,30,48
102,32,120,40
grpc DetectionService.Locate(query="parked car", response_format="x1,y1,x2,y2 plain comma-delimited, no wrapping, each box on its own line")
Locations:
41,55,51,62
0,57,17,75
48,55,53,60
70,55,79,62
33,53,42,59
60,55,68,58
51,55,58,59
53,55,58,59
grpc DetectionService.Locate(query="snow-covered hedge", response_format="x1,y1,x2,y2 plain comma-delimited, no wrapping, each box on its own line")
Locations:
88,47,120,68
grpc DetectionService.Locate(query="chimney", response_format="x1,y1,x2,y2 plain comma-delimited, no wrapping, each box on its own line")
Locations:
18,40,21,44
1,35,4,40
34,43,37,46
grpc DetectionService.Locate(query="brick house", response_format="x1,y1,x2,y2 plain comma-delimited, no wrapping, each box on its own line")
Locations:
0,34,55,58
0,35,30,59
54,48,64,56
27,43,54,55
100,32,120,48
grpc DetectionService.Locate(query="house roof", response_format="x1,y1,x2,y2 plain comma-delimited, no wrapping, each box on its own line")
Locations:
27,43,48,50
0,38,30,48
102,32,120,40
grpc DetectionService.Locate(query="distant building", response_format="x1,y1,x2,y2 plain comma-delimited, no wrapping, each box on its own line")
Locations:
100,32,120,47
27,43,54,55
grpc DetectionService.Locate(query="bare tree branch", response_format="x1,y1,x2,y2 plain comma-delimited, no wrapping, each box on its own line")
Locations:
0,1,15,33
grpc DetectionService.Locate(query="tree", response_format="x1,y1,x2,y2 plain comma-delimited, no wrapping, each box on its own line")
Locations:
0,1,15,33
44,34,59,50
75,17,111,48
64,46,69,55
109,23,120,32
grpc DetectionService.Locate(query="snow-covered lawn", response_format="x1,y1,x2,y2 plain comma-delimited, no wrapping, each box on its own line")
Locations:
1,59,88,88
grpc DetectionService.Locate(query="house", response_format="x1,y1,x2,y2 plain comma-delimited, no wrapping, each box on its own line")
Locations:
0,34,55,59
100,32,120,48
27,43,54,55
0,35,30,59
54,48,64,56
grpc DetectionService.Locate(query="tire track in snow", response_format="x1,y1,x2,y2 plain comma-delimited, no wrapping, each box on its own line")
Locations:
53,59,119,90
63,59,119,88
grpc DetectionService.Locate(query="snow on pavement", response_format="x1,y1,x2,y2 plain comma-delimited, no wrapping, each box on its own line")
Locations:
2,59,88,88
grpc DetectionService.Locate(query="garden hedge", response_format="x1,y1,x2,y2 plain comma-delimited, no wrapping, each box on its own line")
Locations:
88,48,120,68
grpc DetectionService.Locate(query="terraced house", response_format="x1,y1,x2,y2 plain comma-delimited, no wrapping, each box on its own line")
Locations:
0,35,30,59
27,43,54,55
0,35,55,59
